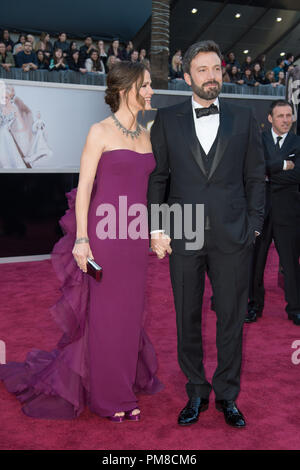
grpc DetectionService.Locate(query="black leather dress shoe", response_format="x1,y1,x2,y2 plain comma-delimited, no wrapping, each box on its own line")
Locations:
288,312,300,325
244,309,257,323
178,397,209,426
245,308,263,323
215,400,246,428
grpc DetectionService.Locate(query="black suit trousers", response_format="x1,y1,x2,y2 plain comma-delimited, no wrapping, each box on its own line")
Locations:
169,230,253,401
248,212,273,311
273,224,300,315
249,215,300,315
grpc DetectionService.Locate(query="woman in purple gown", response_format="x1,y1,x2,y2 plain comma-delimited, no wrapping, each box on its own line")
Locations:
0,61,163,422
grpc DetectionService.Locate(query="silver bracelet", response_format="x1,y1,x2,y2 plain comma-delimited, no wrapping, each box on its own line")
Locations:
75,237,89,244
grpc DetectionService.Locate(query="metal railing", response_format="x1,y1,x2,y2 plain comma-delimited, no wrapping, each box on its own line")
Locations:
0,68,286,96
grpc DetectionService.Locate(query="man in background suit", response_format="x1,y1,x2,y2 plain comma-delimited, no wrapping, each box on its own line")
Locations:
246,100,300,325
148,40,265,428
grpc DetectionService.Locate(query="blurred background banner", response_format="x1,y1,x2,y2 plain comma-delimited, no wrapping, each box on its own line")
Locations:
0,80,110,171
0,78,273,173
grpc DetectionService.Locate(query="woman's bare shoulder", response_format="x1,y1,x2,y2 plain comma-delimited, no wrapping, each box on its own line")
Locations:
87,118,114,145
89,117,112,135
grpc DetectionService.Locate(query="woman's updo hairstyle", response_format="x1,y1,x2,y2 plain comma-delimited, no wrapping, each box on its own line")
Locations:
105,60,149,113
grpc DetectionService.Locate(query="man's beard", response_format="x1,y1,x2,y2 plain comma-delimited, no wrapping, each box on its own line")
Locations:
190,76,221,100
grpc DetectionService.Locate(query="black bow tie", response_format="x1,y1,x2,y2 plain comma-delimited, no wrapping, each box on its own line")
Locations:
195,104,219,118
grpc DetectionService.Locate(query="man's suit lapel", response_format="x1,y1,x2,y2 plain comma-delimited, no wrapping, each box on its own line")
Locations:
176,98,234,180
280,131,296,154
264,129,296,158
176,99,206,176
263,130,276,159
207,100,234,180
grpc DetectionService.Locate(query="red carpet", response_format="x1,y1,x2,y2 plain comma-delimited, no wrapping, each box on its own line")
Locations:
0,244,299,450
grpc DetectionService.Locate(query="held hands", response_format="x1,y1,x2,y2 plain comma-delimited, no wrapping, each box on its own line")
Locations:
151,232,172,259
72,242,94,273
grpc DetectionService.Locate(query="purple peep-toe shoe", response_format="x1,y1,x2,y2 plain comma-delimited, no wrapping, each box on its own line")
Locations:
108,413,125,423
125,409,141,421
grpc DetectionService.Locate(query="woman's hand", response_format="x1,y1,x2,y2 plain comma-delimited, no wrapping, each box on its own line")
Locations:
72,242,94,273
151,233,172,259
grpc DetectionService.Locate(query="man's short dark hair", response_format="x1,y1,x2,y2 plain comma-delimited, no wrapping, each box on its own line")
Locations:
183,40,222,74
269,100,292,116
286,53,294,61
276,57,284,66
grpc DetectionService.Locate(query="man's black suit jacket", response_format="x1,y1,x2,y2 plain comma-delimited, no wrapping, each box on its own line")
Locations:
147,98,265,255
263,129,300,226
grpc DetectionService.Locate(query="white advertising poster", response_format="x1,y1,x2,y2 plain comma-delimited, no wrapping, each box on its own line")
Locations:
0,79,110,172
0,79,272,173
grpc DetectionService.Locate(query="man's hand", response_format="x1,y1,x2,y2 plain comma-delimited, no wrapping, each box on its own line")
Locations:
285,161,295,171
151,232,172,259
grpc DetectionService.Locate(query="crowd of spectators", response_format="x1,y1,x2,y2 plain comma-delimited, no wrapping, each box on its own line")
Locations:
0,27,296,93
169,49,294,87
168,48,295,90
221,51,294,88
0,29,150,76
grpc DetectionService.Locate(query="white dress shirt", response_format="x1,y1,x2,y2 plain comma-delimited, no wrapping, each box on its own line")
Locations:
192,97,220,154
271,128,288,170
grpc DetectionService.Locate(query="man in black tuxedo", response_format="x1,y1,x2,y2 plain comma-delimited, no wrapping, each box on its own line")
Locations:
147,40,265,428
246,100,300,325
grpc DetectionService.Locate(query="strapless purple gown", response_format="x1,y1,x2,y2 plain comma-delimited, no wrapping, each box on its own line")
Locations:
0,149,163,419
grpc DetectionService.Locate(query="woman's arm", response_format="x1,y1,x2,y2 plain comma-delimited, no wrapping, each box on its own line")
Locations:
72,123,105,272
13,96,32,116
76,123,105,238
